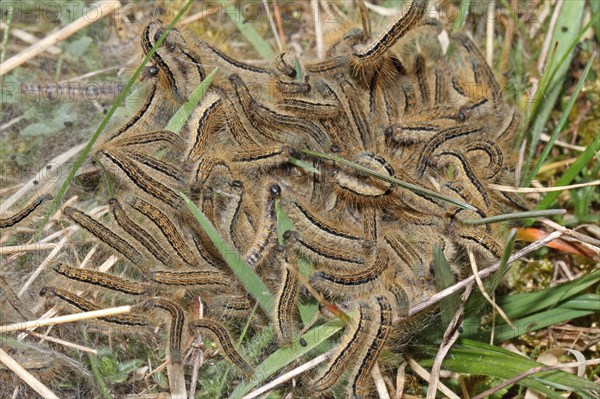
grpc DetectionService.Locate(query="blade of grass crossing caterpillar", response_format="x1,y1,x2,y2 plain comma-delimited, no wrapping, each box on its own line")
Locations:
300,149,477,211
432,243,460,330
35,0,195,240
229,318,346,399
181,193,274,316
165,68,219,133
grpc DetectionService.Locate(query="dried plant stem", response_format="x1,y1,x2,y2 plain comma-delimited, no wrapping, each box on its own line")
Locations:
26,331,98,354
0,306,131,333
426,284,473,399
405,354,460,399
0,348,58,399
372,361,391,399
0,1,122,76
242,350,334,399
490,180,599,193
468,249,514,327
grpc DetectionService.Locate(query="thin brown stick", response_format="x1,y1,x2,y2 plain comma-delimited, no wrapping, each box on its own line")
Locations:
0,348,58,399
272,2,287,49
0,1,122,76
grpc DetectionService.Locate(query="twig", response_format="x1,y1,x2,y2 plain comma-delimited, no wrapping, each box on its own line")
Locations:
272,2,287,49
26,331,98,354
17,232,72,298
539,133,586,151
409,230,564,316
405,354,460,399
0,306,131,333
490,180,599,193
395,362,407,399
0,348,58,399
426,284,473,399
372,361,391,399
0,1,122,76
539,218,600,250
471,358,600,399
242,350,334,399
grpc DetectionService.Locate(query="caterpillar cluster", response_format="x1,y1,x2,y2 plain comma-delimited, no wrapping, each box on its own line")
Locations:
1,0,525,397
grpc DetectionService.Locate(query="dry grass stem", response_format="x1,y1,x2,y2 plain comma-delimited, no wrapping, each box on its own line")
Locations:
426,284,474,399
0,305,131,333
26,331,98,354
0,1,122,76
0,348,58,399
489,180,599,193
242,350,334,399
372,361,391,399
405,354,460,399
468,249,515,327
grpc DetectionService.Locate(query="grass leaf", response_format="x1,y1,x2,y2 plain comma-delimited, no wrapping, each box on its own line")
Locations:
164,68,219,133
418,339,599,397
523,2,585,167
524,54,596,186
230,318,344,399
536,132,600,210
213,0,275,60
300,149,477,211
181,193,274,316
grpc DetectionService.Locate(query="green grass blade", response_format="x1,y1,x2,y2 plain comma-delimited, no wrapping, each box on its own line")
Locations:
418,339,600,397
536,133,600,210
300,149,477,211
460,209,566,225
523,54,595,187
164,68,219,132
181,193,274,316
523,2,585,165
213,0,275,60
496,269,600,319
289,157,321,174
35,0,195,239
452,0,471,31
230,318,345,399
433,244,460,328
